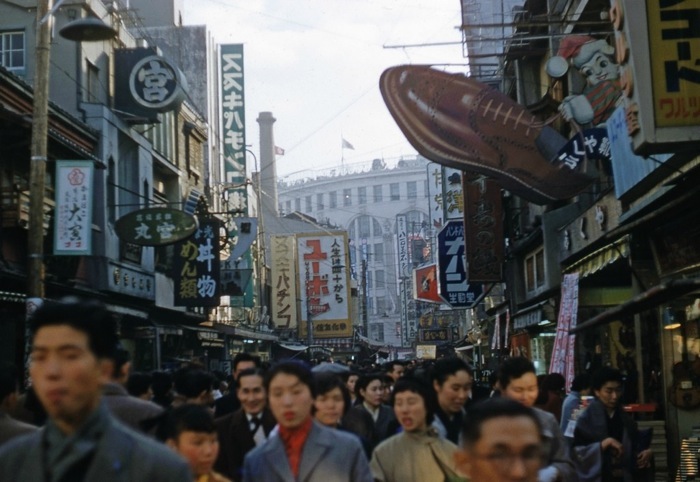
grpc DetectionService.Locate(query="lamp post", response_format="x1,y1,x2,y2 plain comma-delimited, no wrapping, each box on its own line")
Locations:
24,2,116,372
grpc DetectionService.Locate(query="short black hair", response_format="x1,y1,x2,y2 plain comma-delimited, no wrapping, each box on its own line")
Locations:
111,347,131,379
354,372,384,402
314,372,351,415
0,362,19,401
156,403,216,442
497,357,536,390
570,373,592,392
264,361,315,397
591,366,624,391
431,357,473,386
392,377,436,424
233,353,261,373
127,371,153,398
173,367,215,399
461,397,542,447
237,367,266,385
30,298,118,360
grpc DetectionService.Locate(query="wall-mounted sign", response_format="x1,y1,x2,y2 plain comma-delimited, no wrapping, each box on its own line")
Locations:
54,160,93,255
415,344,437,360
129,55,186,112
436,220,483,307
173,218,221,307
463,173,503,282
115,207,198,246
270,235,298,329
413,263,442,304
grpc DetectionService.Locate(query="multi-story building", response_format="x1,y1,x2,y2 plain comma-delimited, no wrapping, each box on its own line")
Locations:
277,156,433,349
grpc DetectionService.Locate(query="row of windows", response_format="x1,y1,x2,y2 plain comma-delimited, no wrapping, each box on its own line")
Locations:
284,180,428,214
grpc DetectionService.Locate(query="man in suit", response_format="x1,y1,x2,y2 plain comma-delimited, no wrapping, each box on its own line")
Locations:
242,361,372,482
0,298,191,481
0,362,37,447
215,353,260,417
214,367,275,481
102,347,163,433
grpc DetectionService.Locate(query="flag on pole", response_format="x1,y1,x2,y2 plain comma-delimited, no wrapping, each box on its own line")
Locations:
274,146,285,156
341,138,355,150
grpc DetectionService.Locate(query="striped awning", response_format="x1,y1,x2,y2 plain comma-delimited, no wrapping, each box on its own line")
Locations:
564,235,630,278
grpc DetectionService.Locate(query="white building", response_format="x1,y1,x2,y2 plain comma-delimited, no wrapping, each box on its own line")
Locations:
277,156,434,347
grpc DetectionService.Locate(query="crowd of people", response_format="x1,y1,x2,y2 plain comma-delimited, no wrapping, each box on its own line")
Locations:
0,298,655,482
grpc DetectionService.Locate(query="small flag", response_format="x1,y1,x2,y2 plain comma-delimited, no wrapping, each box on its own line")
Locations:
341,138,355,150
274,146,285,156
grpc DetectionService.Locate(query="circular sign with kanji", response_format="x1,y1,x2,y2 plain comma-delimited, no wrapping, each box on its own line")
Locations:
128,55,186,112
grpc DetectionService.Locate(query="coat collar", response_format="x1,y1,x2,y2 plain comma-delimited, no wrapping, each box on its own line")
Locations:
261,420,333,482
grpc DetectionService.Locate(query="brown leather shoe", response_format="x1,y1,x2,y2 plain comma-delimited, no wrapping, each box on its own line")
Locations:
379,65,594,204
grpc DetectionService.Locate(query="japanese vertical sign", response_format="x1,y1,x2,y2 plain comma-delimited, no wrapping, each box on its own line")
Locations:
174,218,221,307
436,220,483,307
219,44,248,211
427,163,444,229
612,0,700,153
463,173,503,282
271,235,298,329
550,272,579,391
54,161,93,255
396,214,409,278
396,214,411,347
442,168,464,221
297,232,351,338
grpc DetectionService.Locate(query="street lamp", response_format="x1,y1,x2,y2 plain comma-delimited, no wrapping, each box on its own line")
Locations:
26,2,116,355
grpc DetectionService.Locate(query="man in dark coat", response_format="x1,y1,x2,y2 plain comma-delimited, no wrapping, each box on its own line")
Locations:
0,299,190,482
214,368,275,481
214,353,260,417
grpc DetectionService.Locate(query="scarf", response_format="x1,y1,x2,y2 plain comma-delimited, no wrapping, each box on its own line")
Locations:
278,416,313,477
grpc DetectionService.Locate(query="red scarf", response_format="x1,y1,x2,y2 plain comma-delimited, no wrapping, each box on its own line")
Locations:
278,416,313,477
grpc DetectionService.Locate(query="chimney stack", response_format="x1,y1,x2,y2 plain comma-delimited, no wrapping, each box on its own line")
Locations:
256,112,279,217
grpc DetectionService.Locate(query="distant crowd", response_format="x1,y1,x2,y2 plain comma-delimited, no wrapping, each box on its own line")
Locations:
0,298,654,482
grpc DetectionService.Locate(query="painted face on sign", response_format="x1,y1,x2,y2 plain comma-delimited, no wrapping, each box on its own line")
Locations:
579,52,619,86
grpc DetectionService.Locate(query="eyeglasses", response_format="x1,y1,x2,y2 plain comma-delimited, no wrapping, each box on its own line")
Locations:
474,447,543,473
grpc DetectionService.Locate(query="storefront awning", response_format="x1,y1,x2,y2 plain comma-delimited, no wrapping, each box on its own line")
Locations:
277,342,308,351
564,235,630,278
572,276,700,333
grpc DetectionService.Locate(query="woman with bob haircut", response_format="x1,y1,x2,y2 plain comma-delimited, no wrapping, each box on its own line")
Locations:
370,377,464,482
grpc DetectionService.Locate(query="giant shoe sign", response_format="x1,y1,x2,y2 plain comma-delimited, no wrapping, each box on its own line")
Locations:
379,65,594,205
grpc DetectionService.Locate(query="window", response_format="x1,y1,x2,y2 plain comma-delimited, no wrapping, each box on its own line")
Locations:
294,198,301,212
305,195,312,212
525,248,546,293
390,183,400,201
374,243,384,263
343,188,352,206
407,181,417,199
87,61,100,103
373,185,383,202
359,216,370,238
316,193,324,210
0,31,24,72
358,186,367,204
285,200,292,214
375,270,385,289
329,191,337,208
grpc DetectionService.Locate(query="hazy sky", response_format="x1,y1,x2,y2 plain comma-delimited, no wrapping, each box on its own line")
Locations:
182,0,465,179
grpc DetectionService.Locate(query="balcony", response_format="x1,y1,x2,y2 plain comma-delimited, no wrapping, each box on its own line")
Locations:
1,188,54,232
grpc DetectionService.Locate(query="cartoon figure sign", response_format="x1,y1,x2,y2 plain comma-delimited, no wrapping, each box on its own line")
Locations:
546,35,623,127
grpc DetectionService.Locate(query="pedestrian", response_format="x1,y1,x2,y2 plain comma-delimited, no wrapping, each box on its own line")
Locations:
172,367,217,408
214,367,276,481
0,362,37,447
347,372,397,449
0,298,191,481
370,377,464,482
151,370,174,408
497,357,576,482
430,357,473,444
454,397,544,482
536,373,566,423
159,403,231,482
561,373,592,436
215,353,261,417
102,346,164,433
242,361,372,482
572,367,653,482
127,371,155,401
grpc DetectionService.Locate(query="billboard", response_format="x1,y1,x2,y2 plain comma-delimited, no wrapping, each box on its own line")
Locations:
436,220,483,307
270,235,298,329
173,218,221,307
462,172,503,282
297,232,352,338
54,161,93,255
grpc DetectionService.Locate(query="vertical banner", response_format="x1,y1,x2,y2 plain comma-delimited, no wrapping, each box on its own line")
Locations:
442,167,464,221
174,218,221,307
463,173,503,282
54,161,93,255
550,272,580,390
426,162,444,229
297,232,351,338
219,44,248,211
270,235,298,329
396,214,411,347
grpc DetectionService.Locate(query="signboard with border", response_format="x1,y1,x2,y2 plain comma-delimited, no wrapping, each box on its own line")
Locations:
436,220,483,307
115,207,198,246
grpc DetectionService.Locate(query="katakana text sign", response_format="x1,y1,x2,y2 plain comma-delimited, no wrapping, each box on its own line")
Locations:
437,220,483,307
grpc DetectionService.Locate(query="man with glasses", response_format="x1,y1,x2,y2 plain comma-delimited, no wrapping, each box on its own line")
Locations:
454,397,543,482
573,367,652,482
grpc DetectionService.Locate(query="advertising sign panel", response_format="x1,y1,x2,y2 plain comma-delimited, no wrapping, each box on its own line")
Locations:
54,161,93,255
174,218,221,307
270,235,298,329
297,232,352,338
437,220,483,307
463,172,503,282
115,207,198,246
413,263,442,304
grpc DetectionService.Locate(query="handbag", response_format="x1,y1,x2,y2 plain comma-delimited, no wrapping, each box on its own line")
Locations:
429,444,468,482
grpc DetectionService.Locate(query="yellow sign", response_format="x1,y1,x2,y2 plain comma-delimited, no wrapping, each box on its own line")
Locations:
647,2,700,128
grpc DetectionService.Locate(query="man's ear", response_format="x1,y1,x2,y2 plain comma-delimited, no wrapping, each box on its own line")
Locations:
98,359,114,384
119,361,132,383
453,450,472,477
165,438,178,450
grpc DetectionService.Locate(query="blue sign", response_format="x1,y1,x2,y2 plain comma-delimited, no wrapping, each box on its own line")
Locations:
437,220,483,307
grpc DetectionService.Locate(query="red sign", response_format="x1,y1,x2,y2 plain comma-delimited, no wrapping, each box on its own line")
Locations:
413,263,442,304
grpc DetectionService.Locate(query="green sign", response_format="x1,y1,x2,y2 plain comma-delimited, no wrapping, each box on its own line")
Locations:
115,207,198,246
